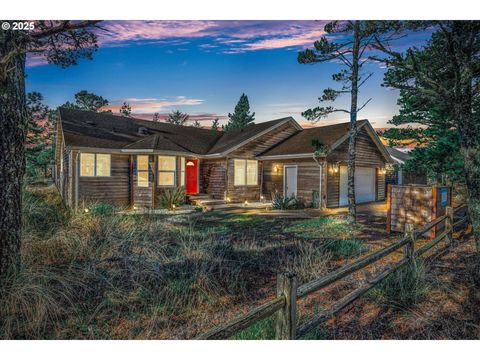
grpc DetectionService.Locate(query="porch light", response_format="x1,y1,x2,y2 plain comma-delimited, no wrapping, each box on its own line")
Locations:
244,200,249,206
331,163,339,174
379,167,387,175
260,195,264,200
186,161,195,166
273,165,279,173
226,197,231,202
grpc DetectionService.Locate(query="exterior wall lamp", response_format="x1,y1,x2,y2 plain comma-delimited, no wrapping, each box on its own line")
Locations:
273,165,279,174
330,163,339,174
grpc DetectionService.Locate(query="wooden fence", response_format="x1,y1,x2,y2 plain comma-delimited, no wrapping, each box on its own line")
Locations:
196,205,470,340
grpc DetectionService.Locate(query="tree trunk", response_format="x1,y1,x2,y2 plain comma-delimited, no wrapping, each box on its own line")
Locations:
0,31,28,279
346,22,360,225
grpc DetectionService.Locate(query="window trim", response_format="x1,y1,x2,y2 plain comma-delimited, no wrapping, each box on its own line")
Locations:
137,155,149,188
80,153,111,177
158,155,177,187
180,157,185,187
233,158,258,186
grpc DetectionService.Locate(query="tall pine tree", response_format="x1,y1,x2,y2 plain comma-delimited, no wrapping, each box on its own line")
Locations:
225,93,255,130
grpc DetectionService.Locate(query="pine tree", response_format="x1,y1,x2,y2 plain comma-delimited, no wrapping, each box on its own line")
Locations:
153,112,160,122
211,118,220,131
119,102,132,117
190,120,202,128
0,20,99,279
167,110,189,125
225,94,255,130
298,21,396,224
25,92,54,179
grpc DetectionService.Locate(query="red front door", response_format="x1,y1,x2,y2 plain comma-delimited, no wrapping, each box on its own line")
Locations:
185,159,198,194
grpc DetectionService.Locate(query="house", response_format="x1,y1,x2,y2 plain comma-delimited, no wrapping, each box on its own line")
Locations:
386,147,427,186
54,108,393,209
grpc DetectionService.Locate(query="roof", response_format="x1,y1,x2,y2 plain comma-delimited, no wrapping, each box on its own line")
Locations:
259,120,369,157
206,117,294,154
59,108,297,156
387,147,412,164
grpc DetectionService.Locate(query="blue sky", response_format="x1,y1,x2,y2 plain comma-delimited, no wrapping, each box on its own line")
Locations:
25,20,431,128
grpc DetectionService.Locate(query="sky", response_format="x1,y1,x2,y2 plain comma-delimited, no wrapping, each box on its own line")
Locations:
25,21,432,128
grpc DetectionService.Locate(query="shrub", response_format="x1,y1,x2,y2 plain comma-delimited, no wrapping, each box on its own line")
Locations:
369,260,429,309
89,203,115,216
324,238,365,258
310,190,320,208
157,188,185,210
271,194,305,210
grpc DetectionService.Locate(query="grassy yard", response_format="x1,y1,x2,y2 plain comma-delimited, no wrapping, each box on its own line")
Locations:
1,185,478,339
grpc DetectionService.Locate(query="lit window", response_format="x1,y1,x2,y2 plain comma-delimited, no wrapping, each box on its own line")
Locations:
180,157,185,187
234,159,258,186
158,156,176,186
137,155,149,187
80,153,110,177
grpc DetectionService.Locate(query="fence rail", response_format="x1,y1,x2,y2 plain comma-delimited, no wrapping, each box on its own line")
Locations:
196,205,470,340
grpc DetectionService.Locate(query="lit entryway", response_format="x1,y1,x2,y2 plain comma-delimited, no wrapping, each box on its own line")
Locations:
339,166,376,206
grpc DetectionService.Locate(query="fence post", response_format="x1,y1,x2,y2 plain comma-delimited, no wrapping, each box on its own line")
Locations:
404,223,416,270
275,272,297,340
445,206,454,246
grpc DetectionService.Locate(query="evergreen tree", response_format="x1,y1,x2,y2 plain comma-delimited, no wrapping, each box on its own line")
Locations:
190,120,202,128
62,90,110,112
371,21,480,250
225,94,255,130
119,102,132,117
167,110,189,125
153,112,160,122
211,118,220,131
0,20,99,279
298,21,396,224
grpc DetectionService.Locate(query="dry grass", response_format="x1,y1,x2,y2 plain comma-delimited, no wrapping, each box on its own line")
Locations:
2,184,477,340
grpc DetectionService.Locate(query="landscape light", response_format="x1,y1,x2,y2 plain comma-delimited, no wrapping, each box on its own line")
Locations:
84,208,89,213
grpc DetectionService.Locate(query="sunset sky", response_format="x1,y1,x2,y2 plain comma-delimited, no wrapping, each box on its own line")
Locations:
25,21,431,128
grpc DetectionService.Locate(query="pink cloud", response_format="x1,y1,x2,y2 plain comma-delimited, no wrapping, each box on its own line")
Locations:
104,96,205,114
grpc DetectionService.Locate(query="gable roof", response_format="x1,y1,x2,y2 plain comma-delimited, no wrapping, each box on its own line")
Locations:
59,108,300,156
258,119,393,163
258,120,368,157
387,147,411,164
206,117,298,155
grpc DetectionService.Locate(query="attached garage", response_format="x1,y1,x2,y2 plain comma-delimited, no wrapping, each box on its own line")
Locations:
339,166,376,206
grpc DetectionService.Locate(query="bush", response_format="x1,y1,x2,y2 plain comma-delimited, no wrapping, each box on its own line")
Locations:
271,194,305,210
157,188,185,210
324,238,365,258
310,190,319,208
369,260,429,309
89,203,115,216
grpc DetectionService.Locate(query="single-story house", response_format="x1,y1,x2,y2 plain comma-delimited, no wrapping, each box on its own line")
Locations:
386,147,427,186
54,108,393,209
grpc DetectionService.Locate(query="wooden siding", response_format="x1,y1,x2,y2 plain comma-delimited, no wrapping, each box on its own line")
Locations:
76,153,131,208
262,159,321,205
327,127,385,167
325,126,387,207
226,121,299,201
200,159,226,199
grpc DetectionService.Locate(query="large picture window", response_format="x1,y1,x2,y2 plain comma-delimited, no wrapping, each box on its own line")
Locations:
158,156,176,186
80,153,111,177
137,155,149,187
234,159,258,186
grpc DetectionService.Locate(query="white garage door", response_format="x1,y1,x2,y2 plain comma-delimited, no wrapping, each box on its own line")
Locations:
339,166,376,206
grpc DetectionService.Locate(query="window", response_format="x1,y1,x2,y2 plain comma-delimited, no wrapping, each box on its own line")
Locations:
137,155,149,187
158,156,176,186
234,159,258,186
80,153,110,177
180,157,185,187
